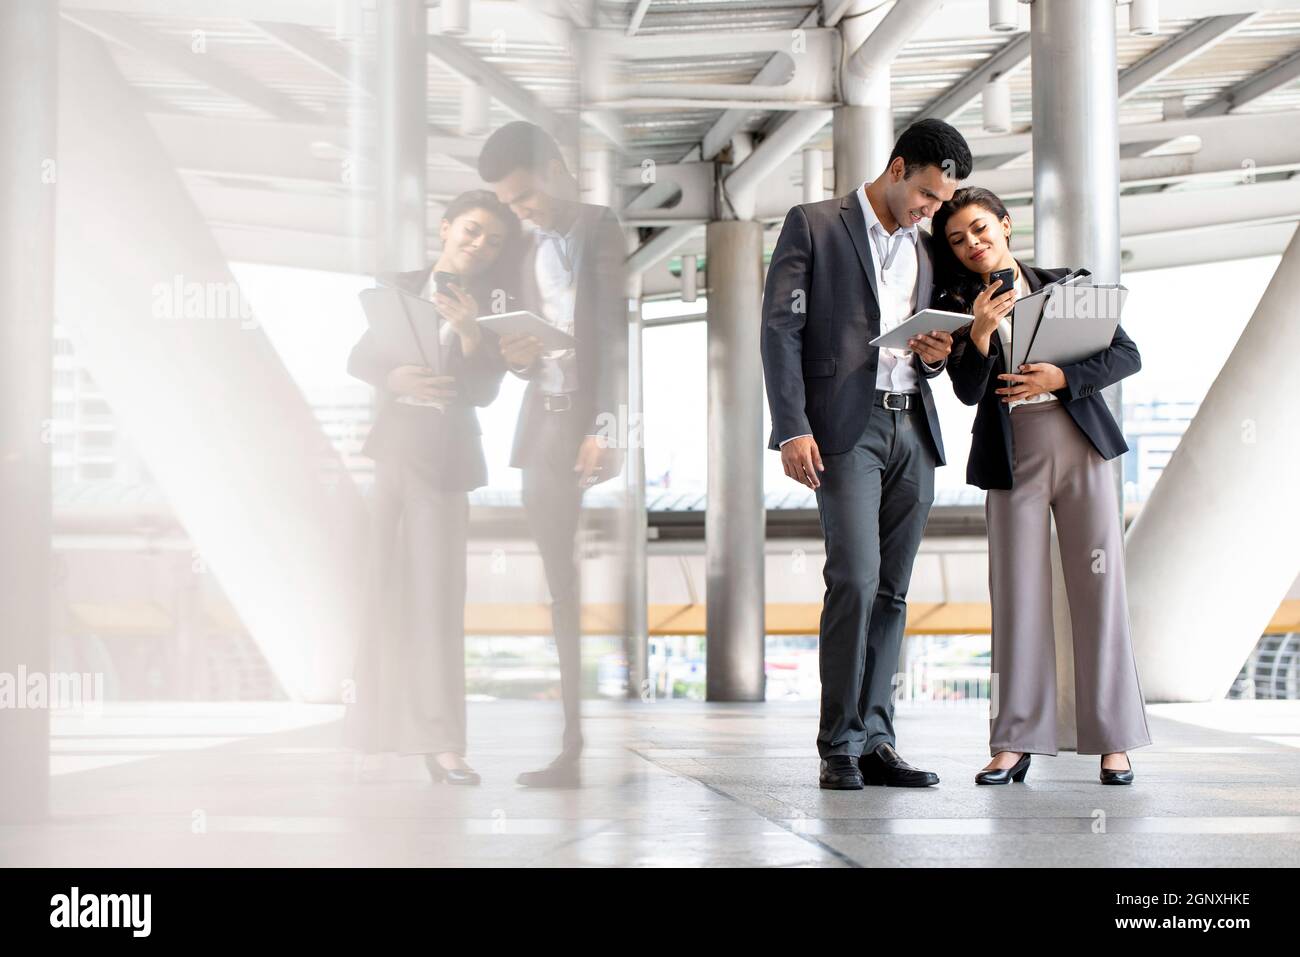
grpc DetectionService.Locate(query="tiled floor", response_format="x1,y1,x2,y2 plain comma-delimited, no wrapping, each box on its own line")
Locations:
2,698,1299,867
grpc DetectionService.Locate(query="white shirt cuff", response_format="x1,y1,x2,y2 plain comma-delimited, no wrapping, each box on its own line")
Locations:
779,433,813,448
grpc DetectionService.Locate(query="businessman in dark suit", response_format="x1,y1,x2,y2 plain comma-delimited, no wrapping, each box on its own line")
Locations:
478,122,628,789
761,119,973,790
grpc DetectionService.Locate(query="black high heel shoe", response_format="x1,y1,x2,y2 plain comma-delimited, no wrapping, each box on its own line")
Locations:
975,752,1031,785
1100,754,1133,785
425,754,481,786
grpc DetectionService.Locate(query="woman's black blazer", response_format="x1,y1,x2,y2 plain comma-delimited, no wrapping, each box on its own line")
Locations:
936,261,1141,491
347,267,506,492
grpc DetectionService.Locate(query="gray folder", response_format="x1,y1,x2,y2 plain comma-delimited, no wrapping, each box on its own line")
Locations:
1007,286,1052,373
1022,281,1126,367
358,286,444,375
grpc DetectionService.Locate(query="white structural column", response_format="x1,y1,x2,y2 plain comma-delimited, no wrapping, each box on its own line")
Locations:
834,0,943,194
1029,0,1124,749
701,110,833,698
1030,1,1122,285
376,0,428,272
624,264,650,698
1126,228,1300,701
834,1,893,194
0,0,56,824
705,219,767,701
54,24,366,702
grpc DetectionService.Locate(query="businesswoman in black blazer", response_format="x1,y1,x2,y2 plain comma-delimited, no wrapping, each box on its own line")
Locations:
931,187,1152,786
343,190,521,785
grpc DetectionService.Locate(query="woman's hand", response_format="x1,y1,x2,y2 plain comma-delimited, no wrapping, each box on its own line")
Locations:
996,363,1066,403
970,282,1016,357
385,365,457,402
434,284,482,353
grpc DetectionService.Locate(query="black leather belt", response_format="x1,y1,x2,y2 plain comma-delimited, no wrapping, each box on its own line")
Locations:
541,393,573,412
874,389,919,412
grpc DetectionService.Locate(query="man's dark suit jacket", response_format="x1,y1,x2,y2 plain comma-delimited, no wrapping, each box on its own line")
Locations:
939,260,1141,491
761,193,948,465
506,201,627,470
347,267,505,491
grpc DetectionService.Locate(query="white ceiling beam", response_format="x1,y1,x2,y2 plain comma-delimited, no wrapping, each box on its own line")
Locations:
1192,47,1300,116
625,0,653,36
147,113,481,186
1110,221,1296,272
969,109,1300,158
1007,177,1300,242
910,34,1030,125
904,0,1300,42
1118,14,1256,102
62,9,324,123
846,0,942,79
698,9,822,161
822,0,880,29
426,33,578,144
626,224,699,275
976,112,1300,197
60,0,340,25
974,16,1259,171
724,109,834,219
249,20,369,95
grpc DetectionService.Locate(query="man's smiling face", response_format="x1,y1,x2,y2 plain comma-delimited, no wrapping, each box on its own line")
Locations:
885,159,959,229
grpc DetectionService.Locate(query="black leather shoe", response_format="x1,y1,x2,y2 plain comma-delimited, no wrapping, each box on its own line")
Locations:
859,743,940,787
425,754,481,786
1100,754,1134,785
517,757,581,789
975,751,1031,785
819,755,865,790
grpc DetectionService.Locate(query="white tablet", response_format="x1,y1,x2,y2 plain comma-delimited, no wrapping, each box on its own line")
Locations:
868,308,973,349
476,310,575,350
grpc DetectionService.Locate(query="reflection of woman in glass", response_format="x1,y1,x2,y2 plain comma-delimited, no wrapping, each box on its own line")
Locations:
931,186,1151,787
344,191,521,785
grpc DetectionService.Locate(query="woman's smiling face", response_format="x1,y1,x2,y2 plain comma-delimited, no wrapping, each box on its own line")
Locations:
943,203,1013,274
438,207,511,277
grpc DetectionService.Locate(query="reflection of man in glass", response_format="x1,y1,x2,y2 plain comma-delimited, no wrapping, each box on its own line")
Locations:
478,122,626,788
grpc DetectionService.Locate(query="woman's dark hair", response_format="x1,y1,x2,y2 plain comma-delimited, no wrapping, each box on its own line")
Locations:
890,118,974,182
477,120,567,183
441,188,520,235
440,189,522,296
930,186,1013,311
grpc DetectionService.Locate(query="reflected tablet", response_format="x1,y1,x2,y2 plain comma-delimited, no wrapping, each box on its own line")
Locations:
476,311,575,350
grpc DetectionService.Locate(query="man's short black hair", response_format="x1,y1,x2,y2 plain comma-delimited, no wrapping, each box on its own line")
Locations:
477,121,567,183
889,118,973,182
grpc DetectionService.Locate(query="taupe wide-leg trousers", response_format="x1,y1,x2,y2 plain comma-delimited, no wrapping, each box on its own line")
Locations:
985,400,1153,757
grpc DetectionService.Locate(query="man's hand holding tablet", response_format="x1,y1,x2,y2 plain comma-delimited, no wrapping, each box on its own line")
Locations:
908,330,954,364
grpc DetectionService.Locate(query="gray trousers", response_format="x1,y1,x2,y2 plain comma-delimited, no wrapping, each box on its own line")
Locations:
986,400,1153,756
344,459,470,756
813,402,936,758
520,407,587,760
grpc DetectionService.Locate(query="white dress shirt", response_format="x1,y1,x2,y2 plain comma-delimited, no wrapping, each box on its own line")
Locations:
996,268,1057,411
779,183,941,447
531,220,580,395
858,182,928,394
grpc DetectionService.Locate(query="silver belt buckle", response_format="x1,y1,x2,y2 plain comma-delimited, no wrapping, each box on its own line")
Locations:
882,391,908,411
543,393,572,412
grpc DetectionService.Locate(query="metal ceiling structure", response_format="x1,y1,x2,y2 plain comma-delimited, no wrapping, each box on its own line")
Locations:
52,0,1300,293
